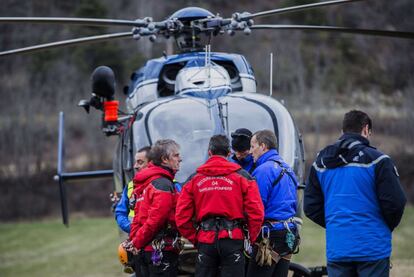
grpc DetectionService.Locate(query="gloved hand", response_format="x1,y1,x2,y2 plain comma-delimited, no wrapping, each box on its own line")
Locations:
121,239,140,255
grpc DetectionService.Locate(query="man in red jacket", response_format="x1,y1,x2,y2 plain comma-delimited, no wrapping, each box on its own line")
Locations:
127,139,182,277
176,134,264,277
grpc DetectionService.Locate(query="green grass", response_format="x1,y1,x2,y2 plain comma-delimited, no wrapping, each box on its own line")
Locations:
292,205,414,276
1,207,413,277
0,217,124,277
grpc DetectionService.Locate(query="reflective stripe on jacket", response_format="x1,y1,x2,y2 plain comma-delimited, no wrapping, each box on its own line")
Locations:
127,181,134,218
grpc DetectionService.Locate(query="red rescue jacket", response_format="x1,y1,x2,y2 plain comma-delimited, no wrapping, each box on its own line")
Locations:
176,155,264,245
129,164,178,252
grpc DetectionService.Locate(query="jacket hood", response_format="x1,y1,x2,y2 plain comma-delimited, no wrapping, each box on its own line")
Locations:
133,163,174,193
316,133,372,169
197,155,241,176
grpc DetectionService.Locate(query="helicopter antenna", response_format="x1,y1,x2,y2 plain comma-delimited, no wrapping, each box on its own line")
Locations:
269,52,273,97
204,44,212,90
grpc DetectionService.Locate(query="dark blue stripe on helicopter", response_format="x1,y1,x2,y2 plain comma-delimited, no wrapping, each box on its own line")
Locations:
127,79,159,99
227,95,279,139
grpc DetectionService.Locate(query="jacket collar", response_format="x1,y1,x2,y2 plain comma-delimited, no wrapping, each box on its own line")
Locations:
256,149,280,167
197,155,241,176
339,132,370,147
315,133,372,169
231,153,253,166
133,162,174,184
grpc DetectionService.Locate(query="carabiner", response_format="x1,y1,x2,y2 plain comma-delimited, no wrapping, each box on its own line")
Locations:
261,225,270,239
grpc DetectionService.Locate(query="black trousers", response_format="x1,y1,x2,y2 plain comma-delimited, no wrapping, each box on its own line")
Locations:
246,229,292,277
138,251,179,277
327,258,390,277
195,239,245,277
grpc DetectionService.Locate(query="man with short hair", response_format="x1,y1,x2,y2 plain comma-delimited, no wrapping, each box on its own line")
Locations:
115,146,151,234
127,139,182,277
176,134,264,277
304,110,406,277
230,128,255,173
247,130,299,277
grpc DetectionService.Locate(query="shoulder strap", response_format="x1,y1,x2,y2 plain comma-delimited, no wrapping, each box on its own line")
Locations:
268,159,297,187
272,168,286,188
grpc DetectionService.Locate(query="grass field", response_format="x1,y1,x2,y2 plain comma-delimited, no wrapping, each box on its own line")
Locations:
1,206,413,277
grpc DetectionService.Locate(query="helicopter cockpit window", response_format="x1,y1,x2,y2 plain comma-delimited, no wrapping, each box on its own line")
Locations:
137,98,215,182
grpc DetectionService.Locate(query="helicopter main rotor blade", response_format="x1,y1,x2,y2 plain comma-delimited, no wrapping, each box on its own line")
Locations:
250,25,414,39
0,32,133,57
244,0,361,20
0,17,148,27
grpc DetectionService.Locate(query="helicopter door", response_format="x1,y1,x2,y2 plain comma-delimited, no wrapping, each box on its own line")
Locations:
113,124,134,193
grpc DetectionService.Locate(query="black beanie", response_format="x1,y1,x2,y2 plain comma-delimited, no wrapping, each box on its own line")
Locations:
231,128,252,152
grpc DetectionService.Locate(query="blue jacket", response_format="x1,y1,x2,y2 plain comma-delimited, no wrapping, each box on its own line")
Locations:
114,183,132,233
252,149,298,230
229,153,255,173
304,133,406,262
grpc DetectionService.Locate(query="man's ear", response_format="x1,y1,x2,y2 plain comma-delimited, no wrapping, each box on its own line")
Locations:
361,124,370,138
208,150,213,157
161,155,169,164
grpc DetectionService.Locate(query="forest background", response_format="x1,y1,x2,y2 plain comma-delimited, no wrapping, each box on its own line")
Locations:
0,0,413,221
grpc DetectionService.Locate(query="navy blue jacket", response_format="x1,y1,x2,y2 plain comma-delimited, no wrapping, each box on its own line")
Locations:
229,153,255,173
304,133,406,262
252,149,297,230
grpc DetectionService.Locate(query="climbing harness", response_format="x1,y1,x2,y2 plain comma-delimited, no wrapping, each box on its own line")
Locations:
151,238,165,266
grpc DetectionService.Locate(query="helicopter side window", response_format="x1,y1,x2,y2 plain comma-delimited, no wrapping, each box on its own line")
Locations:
123,126,135,183
113,138,124,193
142,98,214,182
114,125,134,190
224,96,278,141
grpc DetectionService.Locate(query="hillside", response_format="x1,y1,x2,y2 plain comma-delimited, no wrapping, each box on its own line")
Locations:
0,0,413,220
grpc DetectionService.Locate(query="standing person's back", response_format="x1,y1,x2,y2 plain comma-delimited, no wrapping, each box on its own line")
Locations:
304,110,407,277
176,135,264,277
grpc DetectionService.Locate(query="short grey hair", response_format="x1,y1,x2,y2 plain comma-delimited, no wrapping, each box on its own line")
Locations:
149,139,180,166
253,130,277,150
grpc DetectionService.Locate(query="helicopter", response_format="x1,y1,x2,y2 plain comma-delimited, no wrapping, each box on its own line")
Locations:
1,0,413,276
